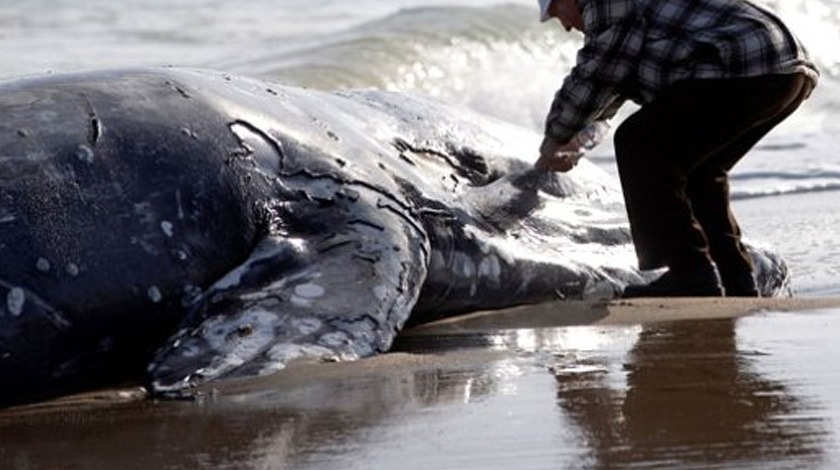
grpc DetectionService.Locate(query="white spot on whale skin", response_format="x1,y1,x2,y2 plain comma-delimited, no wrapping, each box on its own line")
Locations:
161,221,174,238
65,263,80,277
76,144,95,164
148,286,163,303
373,285,389,301
180,127,198,139
172,249,189,262
294,283,325,299
7,288,25,316
320,331,350,348
292,317,323,335
452,252,476,278
36,257,52,273
179,343,201,358
175,190,185,220
478,255,502,284
290,296,312,308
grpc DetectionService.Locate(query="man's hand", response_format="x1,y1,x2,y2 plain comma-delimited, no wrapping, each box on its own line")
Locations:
535,136,582,172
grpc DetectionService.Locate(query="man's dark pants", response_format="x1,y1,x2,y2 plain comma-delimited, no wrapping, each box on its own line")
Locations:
614,73,812,293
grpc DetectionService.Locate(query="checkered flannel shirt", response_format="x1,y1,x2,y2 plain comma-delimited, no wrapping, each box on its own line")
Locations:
545,0,820,144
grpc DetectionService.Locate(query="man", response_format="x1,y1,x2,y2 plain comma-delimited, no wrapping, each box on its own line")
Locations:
535,0,818,297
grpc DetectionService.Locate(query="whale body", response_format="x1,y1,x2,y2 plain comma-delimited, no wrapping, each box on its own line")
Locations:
0,68,789,405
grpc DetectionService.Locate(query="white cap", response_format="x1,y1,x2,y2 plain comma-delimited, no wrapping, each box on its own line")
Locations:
538,0,554,22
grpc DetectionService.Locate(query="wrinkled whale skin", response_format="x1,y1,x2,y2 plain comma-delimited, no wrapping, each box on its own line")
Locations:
0,68,789,405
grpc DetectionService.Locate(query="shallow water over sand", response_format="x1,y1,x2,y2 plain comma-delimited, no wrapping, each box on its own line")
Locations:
734,189,840,297
1,306,839,469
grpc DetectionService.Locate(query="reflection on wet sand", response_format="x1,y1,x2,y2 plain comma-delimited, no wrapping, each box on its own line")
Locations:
553,319,827,468
0,349,518,469
1,310,838,469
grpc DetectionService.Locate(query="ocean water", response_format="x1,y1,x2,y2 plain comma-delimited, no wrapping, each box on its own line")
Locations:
0,0,837,294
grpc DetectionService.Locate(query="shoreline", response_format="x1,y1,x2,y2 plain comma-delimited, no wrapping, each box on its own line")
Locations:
403,296,840,336
3,298,840,469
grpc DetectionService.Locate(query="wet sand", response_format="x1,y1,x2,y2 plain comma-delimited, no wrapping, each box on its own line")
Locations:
2,297,840,469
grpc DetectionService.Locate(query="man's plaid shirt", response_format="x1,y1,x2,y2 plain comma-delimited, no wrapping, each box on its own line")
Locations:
545,0,820,144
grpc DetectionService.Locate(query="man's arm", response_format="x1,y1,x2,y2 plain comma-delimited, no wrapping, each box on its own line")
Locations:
544,0,640,144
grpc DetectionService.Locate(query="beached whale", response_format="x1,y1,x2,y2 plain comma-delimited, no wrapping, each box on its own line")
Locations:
0,68,789,406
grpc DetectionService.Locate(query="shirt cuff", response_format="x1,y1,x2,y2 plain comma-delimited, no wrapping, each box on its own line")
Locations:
544,119,579,145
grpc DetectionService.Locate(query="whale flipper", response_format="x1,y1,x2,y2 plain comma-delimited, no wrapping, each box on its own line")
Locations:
148,182,429,395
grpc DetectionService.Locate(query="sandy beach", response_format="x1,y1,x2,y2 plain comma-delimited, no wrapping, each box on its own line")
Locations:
2,295,839,469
